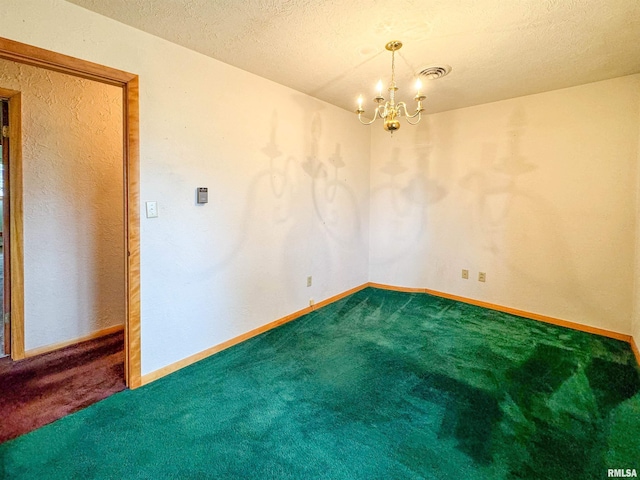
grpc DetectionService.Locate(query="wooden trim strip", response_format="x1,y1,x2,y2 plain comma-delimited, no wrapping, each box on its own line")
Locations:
423,288,631,342
0,87,19,99
368,282,631,342
23,325,124,358
631,336,640,367
0,37,134,86
140,316,298,386
311,283,369,310
5,90,25,360
124,77,141,389
368,282,424,294
140,283,369,386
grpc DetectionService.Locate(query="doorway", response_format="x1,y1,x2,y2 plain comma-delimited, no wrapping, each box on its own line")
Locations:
0,37,141,388
0,58,133,441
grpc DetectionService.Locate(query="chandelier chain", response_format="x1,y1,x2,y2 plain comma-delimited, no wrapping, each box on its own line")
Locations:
391,48,396,86
390,48,397,105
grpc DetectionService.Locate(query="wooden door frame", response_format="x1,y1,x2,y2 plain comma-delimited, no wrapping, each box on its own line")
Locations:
0,37,141,388
1,97,13,356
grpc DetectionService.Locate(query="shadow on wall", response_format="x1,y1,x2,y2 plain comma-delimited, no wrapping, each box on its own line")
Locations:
281,94,367,297
188,112,298,272
152,113,297,279
459,106,538,255
261,110,296,223
184,98,366,283
459,105,617,323
301,111,363,246
370,120,448,266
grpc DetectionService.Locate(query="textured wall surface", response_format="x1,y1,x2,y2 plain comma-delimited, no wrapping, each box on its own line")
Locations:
0,0,371,375
0,58,124,351
369,75,640,335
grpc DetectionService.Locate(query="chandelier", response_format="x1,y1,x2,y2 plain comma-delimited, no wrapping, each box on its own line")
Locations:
356,40,425,133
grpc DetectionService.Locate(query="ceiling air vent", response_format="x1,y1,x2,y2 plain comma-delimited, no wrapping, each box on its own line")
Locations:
418,65,452,79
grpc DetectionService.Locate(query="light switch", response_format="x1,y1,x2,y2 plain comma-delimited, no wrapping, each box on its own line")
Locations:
146,201,158,218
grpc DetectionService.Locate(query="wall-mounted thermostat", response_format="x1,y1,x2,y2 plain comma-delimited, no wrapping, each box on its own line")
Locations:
197,187,208,204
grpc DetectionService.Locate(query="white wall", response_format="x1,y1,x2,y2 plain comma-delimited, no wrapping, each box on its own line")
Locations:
0,0,370,374
0,58,124,351
370,75,640,335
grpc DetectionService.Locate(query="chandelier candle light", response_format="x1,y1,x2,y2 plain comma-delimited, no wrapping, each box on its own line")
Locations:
356,40,426,133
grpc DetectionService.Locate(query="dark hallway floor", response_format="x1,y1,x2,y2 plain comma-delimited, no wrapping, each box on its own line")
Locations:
0,330,125,442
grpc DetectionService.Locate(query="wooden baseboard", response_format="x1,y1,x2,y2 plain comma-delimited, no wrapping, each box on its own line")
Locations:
140,281,640,386
140,283,369,386
631,336,640,366
368,282,632,343
23,324,124,358
368,282,424,294
425,288,630,342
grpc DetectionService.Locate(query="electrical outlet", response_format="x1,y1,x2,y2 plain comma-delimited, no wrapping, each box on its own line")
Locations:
479,272,486,282
462,269,469,279
307,276,312,287
309,298,315,307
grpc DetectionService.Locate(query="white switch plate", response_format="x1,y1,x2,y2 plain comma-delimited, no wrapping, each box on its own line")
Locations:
146,201,158,218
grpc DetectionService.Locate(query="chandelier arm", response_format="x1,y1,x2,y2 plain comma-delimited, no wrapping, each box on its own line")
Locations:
404,108,423,119
396,102,408,116
405,112,422,125
357,109,380,125
403,98,425,118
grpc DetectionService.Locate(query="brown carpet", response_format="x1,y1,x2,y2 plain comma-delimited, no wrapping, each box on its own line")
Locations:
0,330,125,443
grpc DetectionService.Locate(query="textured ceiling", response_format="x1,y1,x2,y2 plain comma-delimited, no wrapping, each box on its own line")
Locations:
66,0,640,114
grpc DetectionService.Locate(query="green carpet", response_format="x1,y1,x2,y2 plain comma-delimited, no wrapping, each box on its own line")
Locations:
1,287,639,479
